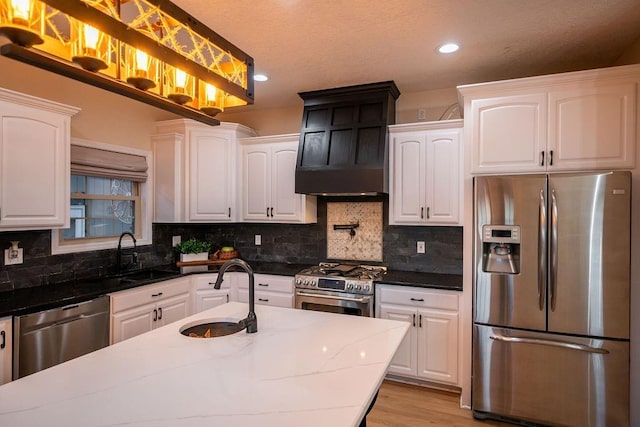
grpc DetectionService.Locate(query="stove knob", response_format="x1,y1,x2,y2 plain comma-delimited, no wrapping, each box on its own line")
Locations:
347,283,354,290
355,284,362,291
295,278,302,285
363,284,370,292
309,279,316,287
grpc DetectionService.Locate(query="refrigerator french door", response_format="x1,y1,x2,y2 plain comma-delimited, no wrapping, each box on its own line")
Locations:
473,171,630,427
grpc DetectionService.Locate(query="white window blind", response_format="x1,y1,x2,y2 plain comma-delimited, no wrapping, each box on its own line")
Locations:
70,145,148,182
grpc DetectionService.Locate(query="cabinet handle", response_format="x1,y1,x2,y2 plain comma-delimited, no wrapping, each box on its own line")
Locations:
419,314,423,328
410,297,424,302
228,208,231,218
151,292,163,297
412,314,416,327
270,207,274,217
266,208,270,217
549,150,554,166
258,283,269,287
1,330,5,349
540,151,545,166
153,309,158,321
421,207,424,219
426,207,430,219
158,307,163,320
258,298,269,302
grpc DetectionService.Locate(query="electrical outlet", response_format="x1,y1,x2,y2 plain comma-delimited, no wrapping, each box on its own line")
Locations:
4,248,23,265
417,108,426,120
172,235,181,246
255,235,262,246
417,241,426,254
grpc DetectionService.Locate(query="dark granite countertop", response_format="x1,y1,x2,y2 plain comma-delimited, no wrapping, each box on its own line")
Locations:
0,261,461,318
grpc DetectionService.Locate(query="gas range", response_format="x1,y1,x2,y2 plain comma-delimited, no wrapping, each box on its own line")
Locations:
294,262,387,295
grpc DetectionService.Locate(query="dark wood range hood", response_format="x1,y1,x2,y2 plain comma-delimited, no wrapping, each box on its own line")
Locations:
295,81,400,196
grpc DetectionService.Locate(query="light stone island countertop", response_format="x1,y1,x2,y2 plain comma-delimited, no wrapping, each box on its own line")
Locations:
0,302,409,427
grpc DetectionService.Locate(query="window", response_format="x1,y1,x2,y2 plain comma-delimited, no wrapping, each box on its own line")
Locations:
62,175,141,241
51,138,152,255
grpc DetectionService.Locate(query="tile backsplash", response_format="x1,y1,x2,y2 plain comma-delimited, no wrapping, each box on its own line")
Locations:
326,202,383,261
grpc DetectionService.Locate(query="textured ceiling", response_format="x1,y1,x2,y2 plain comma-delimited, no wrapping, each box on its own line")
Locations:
173,0,640,110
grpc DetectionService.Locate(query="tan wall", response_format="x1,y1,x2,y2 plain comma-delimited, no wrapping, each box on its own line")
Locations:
0,56,175,150
615,35,640,64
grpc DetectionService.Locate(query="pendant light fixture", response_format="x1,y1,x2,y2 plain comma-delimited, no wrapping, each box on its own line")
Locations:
0,0,254,125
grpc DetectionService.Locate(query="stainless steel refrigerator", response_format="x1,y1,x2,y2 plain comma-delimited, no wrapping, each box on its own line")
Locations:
472,171,630,427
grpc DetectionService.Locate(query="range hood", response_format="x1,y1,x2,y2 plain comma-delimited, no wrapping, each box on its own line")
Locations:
295,81,400,196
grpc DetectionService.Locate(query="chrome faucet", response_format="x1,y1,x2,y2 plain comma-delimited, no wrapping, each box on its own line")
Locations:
116,232,137,275
214,258,257,333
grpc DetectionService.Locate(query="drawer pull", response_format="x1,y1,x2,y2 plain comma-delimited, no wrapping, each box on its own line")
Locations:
152,292,163,297
410,298,424,302
258,298,269,302
258,283,269,287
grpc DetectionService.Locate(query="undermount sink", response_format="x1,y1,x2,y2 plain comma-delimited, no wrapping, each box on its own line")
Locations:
102,269,181,286
180,318,245,338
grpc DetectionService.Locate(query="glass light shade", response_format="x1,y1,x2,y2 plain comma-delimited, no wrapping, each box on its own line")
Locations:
198,82,224,116
124,44,159,91
164,65,194,105
0,0,44,46
71,22,111,72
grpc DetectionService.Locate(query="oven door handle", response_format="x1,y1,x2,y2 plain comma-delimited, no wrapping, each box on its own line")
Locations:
296,291,370,303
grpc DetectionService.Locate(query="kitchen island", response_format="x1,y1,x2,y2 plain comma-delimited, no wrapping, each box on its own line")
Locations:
0,302,409,426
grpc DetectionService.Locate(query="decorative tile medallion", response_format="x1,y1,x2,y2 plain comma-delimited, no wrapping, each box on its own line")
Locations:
327,202,383,261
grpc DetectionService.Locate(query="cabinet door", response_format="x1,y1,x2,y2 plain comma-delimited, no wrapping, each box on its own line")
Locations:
0,104,69,228
425,129,460,224
189,131,233,221
378,304,417,377
417,308,458,385
195,290,229,313
111,302,155,344
548,82,636,171
156,293,191,327
470,93,547,174
242,144,270,221
0,317,12,385
390,133,425,224
270,143,301,221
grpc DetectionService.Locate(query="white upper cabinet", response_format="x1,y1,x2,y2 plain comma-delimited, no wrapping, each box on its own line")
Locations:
459,64,639,174
153,119,256,222
389,121,462,225
0,88,79,230
239,134,317,223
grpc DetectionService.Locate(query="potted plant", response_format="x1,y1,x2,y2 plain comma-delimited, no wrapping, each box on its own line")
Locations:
175,238,212,263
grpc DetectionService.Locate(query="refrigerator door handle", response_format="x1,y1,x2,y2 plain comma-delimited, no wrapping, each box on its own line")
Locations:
489,334,609,354
538,189,546,311
550,188,558,311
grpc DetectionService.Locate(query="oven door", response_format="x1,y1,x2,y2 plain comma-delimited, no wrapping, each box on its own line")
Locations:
295,288,373,317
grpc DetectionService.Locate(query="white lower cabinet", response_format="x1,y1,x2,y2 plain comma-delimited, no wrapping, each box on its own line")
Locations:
191,273,232,313
376,284,459,386
110,277,192,344
237,274,294,308
0,316,12,385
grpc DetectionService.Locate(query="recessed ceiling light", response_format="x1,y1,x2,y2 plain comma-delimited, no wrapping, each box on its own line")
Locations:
437,43,459,54
254,74,269,82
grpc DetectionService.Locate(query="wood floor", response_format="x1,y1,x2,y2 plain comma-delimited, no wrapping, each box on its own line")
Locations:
366,380,511,427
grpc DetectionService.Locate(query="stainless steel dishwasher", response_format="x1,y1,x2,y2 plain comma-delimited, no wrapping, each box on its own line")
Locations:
13,295,110,379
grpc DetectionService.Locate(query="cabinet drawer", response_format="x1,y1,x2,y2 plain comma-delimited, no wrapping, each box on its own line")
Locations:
238,274,293,293
110,277,191,313
238,289,294,308
191,273,224,290
377,285,458,311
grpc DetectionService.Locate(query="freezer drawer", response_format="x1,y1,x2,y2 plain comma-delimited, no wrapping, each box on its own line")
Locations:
473,325,629,427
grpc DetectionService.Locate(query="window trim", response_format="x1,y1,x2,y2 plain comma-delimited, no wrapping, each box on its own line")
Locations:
52,138,153,254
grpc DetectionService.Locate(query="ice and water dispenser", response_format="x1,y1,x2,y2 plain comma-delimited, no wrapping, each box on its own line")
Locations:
481,225,521,274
